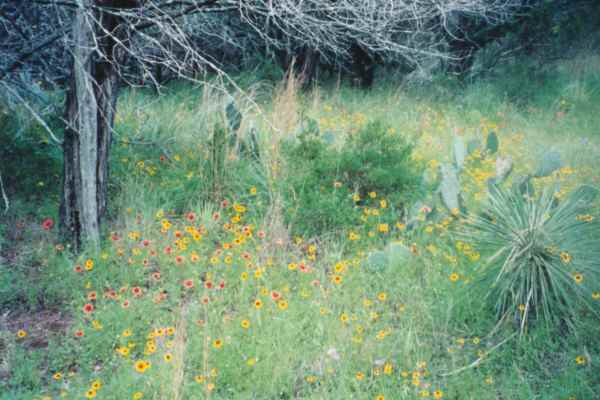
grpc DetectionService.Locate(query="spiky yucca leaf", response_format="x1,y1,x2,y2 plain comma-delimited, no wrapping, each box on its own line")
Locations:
460,185,600,335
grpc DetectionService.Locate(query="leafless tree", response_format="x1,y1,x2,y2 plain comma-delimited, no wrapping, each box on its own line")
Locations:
1,0,525,251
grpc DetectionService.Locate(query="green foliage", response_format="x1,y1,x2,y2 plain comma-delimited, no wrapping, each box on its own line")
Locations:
461,185,600,335
284,120,422,236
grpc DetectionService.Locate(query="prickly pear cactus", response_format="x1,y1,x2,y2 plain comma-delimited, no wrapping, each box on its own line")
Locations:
467,138,481,155
534,151,562,177
453,135,466,170
365,250,389,272
486,131,499,154
495,155,513,183
386,242,412,265
439,163,461,213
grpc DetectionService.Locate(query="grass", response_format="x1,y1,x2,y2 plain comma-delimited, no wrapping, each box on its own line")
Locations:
1,55,600,399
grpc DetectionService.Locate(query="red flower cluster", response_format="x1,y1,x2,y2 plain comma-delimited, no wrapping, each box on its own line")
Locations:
42,218,54,231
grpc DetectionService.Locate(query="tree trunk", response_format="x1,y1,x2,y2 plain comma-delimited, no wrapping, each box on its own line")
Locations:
60,0,100,251
60,1,124,251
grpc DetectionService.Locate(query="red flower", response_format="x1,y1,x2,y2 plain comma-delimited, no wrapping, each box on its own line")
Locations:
201,296,210,305
221,199,229,208
186,212,196,222
74,329,84,338
87,291,97,301
122,299,130,308
175,230,183,238
131,287,142,297
183,279,194,289
218,281,225,290
271,291,281,301
83,303,94,314
257,231,266,239
204,281,213,289
212,212,220,221
152,272,161,281
111,232,120,241
142,239,150,247
74,265,83,273
164,246,172,255
175,255,184,264
42,218,54,231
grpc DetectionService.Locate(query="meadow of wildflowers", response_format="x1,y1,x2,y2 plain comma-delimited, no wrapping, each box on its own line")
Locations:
2,60,600,400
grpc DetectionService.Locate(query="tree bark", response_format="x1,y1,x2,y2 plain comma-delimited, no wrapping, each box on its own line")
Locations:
60,0,100,251
60,0,124,251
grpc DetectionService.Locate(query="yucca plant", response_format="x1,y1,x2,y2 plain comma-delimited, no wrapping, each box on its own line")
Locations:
460,184,600,335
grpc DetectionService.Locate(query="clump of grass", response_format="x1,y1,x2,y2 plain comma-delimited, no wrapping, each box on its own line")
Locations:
461,185,600,335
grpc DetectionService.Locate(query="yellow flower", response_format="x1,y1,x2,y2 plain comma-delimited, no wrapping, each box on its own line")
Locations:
133,392,144,400
340,313,349,323
91,380,102,390
164,352,173,362
246,357,256,367
592,292,600,300
134,360,151,373
84,259,94,271
277,300,288,311
449,273,459,282
241,319,250,329
433,390,444,399
249,186,257,195
356,371,365,381
52,372,63,380
16,329,27,338
560,251,572,264
575,355,587,365
85,389,97,399
377,292,387,301
369,191,377,199
375,395,385,400
194,375,205,384
254,299,263,309
213,339,223,349
573,273,583,284
378,223,389,233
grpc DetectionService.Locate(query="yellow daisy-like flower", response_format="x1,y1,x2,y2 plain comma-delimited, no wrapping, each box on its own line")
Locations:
16,330,27,339
91,380,102,390
52,372,63,380
377,292,387,301
85,389,97,399
213,339,223,349
449,273,459,282
277,300,288,311
195,375,205,383
573,273,583,284
433,390,444,399
134,360,151,373
241,319,250,329
133,392,144,400
575,355,587,365
164,353,173,362
375,395,385,400
254,299,263,309
355,371,365,381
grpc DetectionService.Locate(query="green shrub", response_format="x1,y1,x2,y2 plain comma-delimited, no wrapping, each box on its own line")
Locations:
283,120,422,236
461,185,600,335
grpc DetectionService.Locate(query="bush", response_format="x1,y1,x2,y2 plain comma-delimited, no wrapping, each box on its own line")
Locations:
283,120,422,236
461,185,600,335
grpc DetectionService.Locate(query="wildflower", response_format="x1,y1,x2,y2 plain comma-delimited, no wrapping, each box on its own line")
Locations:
575,355,586,365
573,273,583,284
241,319,250,329
277,300,288,311
85,389,97,399
254,299,263,309
449,273,459,282
133,392,144,400
560,251,572,264
183,279,194,289
249,186,257,195
134,360,151,373
377,292,387,301
16,329,27,338
194,375,205,383
83,303,94,314
52,372,62,380
84,259,94,271
356,372,365,381
433,390,444,399
369,191,377,199
485,376,494,385
593,292,600,300
164,353,173,362
74,329,84,338
378,223,389,233
375,395,385,400
42,218,54,231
